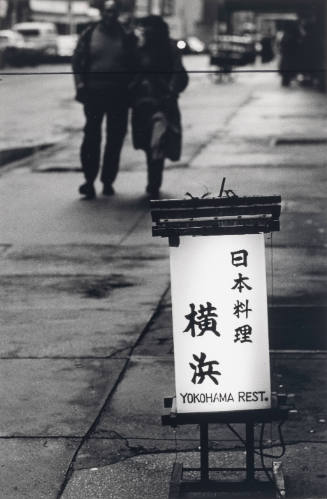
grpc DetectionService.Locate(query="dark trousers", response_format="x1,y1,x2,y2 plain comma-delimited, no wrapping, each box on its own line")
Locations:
81,90,128,185
146,150,164,192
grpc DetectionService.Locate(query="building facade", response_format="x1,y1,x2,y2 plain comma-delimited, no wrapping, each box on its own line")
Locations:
134,0,203,39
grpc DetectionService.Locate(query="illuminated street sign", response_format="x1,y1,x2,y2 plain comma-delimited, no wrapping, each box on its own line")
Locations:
170,233,271,413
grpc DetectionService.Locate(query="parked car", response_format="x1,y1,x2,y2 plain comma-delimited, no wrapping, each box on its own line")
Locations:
0,29,39,67
208,34,256,69
12,22,58,59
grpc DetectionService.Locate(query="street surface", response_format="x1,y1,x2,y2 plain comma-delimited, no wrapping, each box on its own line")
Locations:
0,56,210,154
0,56,326,498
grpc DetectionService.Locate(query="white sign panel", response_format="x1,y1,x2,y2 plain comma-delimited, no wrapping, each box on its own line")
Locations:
170,233,271,413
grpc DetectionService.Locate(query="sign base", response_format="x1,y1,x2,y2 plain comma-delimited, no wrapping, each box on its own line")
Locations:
162,397,289,498
169,461,284,498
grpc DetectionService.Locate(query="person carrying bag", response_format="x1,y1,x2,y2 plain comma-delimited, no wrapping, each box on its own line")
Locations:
129,15,189,199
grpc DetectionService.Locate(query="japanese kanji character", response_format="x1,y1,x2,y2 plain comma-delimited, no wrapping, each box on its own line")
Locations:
233,299,252,319
231,249,248,267
184,302,220,337
231,273,252,293
234,324,253,343
189,352,221,385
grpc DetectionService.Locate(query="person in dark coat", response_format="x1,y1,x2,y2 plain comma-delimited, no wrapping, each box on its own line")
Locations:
279,22,301,87
261,33,274,64
299,18,322,87
129,16,189,199
72,0,135,199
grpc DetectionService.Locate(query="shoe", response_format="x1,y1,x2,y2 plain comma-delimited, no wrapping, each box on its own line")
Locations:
102,184,115,196
79,182,96,199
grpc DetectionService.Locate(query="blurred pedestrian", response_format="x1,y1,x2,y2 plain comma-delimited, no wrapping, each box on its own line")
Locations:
261,29,274,64
299,18,321,88
72,0,135,199
279,22,301,87
129,16,189,199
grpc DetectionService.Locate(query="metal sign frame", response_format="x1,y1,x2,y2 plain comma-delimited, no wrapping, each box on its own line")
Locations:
150,193,290,498
151,195,281,246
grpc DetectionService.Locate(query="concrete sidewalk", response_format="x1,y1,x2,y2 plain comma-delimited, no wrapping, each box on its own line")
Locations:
59,287,327,499
0,70,326,498
61,79,327,498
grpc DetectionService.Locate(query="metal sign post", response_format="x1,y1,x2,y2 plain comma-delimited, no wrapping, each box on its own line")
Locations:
150,190,293,498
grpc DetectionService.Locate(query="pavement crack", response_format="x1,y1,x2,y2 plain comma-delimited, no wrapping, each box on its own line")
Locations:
188,92,253,169
118,211,149,245
0,243,12,256
106,346,133,359
0,435,84,439
0,354,131,360
56,285,170,499
224,93,254,127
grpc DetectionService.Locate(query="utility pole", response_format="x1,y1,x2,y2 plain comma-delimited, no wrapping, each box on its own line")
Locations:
160,0,165,16
67,0,74,35
0,0,8,28
10,0,17,26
